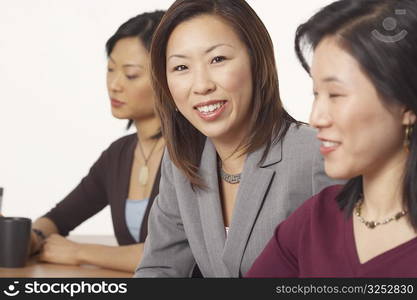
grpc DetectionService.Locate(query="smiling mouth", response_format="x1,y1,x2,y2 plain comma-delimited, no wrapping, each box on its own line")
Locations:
319,139,341,155
194,100,227,114
322,141,340,147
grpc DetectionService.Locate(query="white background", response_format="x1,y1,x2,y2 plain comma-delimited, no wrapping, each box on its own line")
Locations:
0,0,333,235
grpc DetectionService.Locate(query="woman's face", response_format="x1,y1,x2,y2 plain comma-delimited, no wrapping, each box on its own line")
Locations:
309,37,415,180
166,14,253,144
107,37,156,121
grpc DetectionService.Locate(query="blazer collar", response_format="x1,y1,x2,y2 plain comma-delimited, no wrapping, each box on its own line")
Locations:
197,138,282,276
222,140,280,276
258,137,283,167
196,139,229,276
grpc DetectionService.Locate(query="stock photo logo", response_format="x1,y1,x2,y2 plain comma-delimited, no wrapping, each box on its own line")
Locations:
372,9,408,42
2,280,128,297
3,281,20,297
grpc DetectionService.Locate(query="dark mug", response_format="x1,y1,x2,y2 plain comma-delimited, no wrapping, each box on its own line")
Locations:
0,217,32,268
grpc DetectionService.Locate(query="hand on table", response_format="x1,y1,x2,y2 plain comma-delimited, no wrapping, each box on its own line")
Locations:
39,234,82,265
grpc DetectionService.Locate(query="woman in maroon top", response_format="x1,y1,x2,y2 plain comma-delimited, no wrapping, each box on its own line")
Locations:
246,0,417,277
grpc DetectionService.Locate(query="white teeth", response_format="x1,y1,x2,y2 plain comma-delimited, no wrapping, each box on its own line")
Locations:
322,141,339,147
196,102,224,113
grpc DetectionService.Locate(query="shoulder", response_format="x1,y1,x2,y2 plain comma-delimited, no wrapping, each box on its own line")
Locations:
92,133,136,166
273,184,344,265
160,148,176,179
106,133,137,152
280,123,323,171
284,184,343,228
308,184,344,214
282,123,319,148
269,123,320,167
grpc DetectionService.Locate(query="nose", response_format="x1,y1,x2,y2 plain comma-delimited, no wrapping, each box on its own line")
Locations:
108,72,123,93
192,66,216,95
309,96,332,129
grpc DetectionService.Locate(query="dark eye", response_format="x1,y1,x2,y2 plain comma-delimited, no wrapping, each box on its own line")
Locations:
174,65,188,71
211,56,226,64
107,68,114,72
329,94,344,98
126,75,138,80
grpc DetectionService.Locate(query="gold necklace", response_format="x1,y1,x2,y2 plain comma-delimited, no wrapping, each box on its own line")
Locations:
355,199,408,229
137,138,160,186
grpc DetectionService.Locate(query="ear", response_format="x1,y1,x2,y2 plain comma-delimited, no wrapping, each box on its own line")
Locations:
402,109,416,126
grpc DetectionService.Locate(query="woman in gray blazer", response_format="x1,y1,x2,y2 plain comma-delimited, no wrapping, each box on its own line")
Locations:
135,0,338,277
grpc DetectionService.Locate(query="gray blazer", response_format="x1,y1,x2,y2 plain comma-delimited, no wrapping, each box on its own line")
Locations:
134,124,338,277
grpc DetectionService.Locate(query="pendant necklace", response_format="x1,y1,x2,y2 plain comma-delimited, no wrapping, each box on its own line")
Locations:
137,138,160,186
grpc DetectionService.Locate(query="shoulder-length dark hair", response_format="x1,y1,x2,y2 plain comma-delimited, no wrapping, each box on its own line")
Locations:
106,10,165,133
295,0,417,229
151,0,299,188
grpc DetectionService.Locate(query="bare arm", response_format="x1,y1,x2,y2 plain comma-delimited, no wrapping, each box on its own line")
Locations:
77,242,143,273
39,234,143,273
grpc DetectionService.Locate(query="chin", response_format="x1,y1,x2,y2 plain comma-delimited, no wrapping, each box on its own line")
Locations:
111,112,128,120
324,165,355,180
199,131,220,139
111,114,123,119
197,125,228,140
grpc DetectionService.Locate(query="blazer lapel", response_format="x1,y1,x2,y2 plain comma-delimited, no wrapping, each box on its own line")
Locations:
222,140,283,276
197,139,229,276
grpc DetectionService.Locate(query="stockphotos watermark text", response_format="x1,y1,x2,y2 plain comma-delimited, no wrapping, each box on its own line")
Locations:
3,280,127,297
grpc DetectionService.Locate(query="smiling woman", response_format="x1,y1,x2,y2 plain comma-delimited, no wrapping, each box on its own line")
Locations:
166,14,253,148
134,0,337,278
246,0,417,278
309,37,408,181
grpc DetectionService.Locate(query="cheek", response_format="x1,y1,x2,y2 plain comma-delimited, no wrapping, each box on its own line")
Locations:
367,118,403,149
219,64,252,94
333,98,375,137
341,109,403,156
130,79,153,100
167,75,190,108
106,75,112,93
339,112,375,154
124,81,155,113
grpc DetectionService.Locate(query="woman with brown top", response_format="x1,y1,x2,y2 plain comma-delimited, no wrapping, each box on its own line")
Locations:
28,11,165,273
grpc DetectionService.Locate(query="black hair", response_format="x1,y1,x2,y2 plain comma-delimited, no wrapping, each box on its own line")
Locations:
106,10,165,133
295,0,417,229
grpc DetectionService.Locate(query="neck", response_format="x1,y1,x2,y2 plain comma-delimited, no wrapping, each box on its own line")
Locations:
362,149,408,219
134,116,161,143
212,123,251,174
213,139,247,175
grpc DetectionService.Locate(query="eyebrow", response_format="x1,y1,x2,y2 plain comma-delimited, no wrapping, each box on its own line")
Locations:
122,64,143,69
108,57,143,68
322,76,345,84
167,43,234,60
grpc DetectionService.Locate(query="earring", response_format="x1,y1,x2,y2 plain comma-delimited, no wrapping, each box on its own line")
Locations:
175,107,179,112
404,124,413,151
